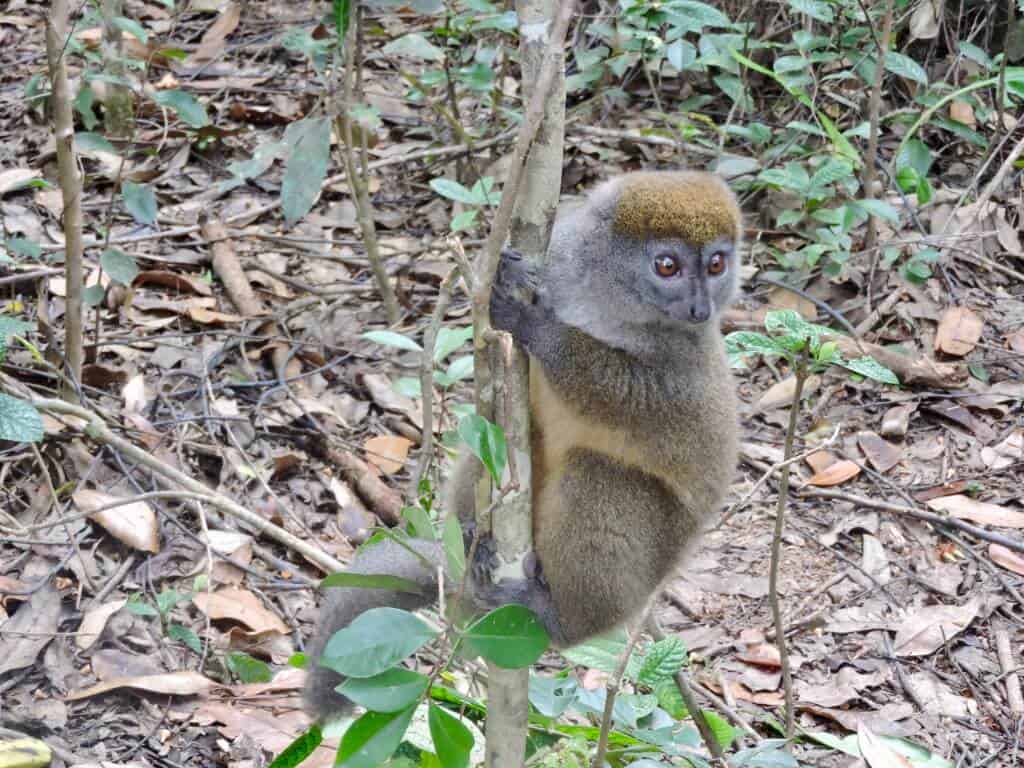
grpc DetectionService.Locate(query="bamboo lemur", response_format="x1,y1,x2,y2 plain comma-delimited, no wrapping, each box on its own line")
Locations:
305,170,741,720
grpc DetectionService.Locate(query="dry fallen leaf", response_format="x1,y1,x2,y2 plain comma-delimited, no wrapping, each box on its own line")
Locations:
858,723,915,768
892,598,979,657
926,494,1024,528
908,0,942,40
66,670,217,701
0,583,61,675
192,586,289,634
754,374,820,414
949,100,976,128
988,543,1024,576
880,403,916,438
935,305,983,356
806,459,860,487
74,488,160,553
857,431,902,473
75,599,127,650
736,642,781,668
364,434,413,475
186,2,241,65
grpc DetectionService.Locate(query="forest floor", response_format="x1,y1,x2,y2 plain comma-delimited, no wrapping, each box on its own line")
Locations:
1,2,1022,768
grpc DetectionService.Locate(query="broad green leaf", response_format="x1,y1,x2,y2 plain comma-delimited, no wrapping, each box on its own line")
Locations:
959,41,993,70
703,710,738,748
333,0,351,40
653,678,687,719
811,157,854,189
666,39,697,70
433,326,474,363
268,724,323,768
428,705,474,768
672,1,732,28
885,52,929,85
429,178,479,206
113,16,148,44
840,356,899,385
450,210,478,232
393,377,422,398
281,116,331,225
83,285,106,307
638,637,687,685
402,504,436,540
528,673,578,718
3,237,41,260
855,198,900,224
468,177,498,206
226,652,272,683
337,668,428,712
441,512,465,582
896,138,933,177
362,330,423,353
442,355,473,384
786,0,833,22
561,632,644,679
74,131,119,156
167,623,202,653
74,84,98,130
0,316,33,341
320,572,425,595
765,309,836,344
336,706,416,768
0,394,43,443
456,414,506,485
732,739,799,767
125,593,159,617
321,607,438,678
152,89,209,128
101,247,139,285
724,331,785,358
464,605,549,668
382,33,445,61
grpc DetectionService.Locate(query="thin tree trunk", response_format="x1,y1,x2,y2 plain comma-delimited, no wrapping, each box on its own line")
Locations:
45,0,85,399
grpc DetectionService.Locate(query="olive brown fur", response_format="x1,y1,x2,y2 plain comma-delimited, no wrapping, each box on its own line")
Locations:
304,170,741,721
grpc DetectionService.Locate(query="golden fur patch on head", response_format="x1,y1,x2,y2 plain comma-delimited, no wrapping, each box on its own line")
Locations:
612,171,740,245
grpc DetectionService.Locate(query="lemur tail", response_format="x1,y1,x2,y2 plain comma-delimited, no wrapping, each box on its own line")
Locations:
304,538,447,721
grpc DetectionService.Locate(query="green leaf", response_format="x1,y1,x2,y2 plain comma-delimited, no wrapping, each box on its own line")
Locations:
268,724,323,768
402,504,436,540
363,330,423,353
337,668,428,712
653,678,687,719
450,210,478,232
732,739,799,767
703,710,738,748
561,632,644,680
333,0,351,41
433,326,474,363
895,138,933,177
840,356,899,385
786,0,833,22
121,181,158,226
724,331,786,358
429,178,480,206
0,394,43,443
321,607,438,678
885,52,929,85
528,673,578,718
464,605,550,669
319,572,425,595
382,32,445,61
152,89,209,128
441,355,473,384
856,198,900,224
83,284,106,307
428,705,474,768
457,414,506,485
666,39,698,70
281,116,331,226
167,623,202,653
226,651,273,683
101,247,139,285
113,16,149,44
638,637,687,685
336,706,416,768
959,41,993,70
765,309,836,344
441,512,465,582
3,237,41,261
125,593,158,617
810,157,854,189
0,316,34,341
75,131,119,157
393,377,423,398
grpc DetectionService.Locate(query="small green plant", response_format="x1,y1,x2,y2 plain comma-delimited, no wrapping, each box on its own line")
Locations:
362,325,475,408
429,176,501,232
0,317,43,444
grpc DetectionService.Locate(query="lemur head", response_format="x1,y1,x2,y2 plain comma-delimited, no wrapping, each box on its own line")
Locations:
547,170,742,356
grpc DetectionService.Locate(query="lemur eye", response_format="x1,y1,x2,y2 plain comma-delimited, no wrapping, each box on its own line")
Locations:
654,255,679,277
707,253,727,276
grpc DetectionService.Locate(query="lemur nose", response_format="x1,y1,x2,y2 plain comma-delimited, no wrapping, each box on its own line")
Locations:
689,304,710,323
